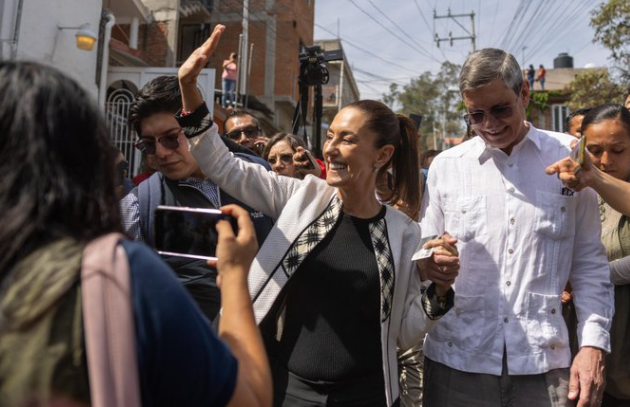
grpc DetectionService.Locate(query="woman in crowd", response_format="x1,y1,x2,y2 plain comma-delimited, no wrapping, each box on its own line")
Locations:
262,132,324,179
578,104,630,406
0,61,271,407
221,52,238,108
178,25,459,407
547,134,630,217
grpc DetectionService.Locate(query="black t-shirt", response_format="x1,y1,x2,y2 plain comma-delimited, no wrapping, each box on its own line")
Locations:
264,206,386,382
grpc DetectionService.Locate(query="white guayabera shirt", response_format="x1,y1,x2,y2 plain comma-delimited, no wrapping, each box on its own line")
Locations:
420,123,614,375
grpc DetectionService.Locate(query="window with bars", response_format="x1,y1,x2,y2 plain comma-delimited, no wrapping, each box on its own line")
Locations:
551,104,569,133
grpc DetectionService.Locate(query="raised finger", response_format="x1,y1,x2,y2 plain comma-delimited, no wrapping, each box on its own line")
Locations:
199,24,225,57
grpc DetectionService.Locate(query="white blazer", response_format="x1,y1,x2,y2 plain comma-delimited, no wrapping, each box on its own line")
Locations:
190,123,436,406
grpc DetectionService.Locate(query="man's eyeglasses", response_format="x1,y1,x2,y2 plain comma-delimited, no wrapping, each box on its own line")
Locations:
134,128,183,155
267,153,294,166
463,91,521,126
224,125,261,141
464,105,515,126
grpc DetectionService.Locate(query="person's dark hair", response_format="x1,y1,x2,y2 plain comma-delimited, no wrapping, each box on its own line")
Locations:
346,100,421,219
420,149,442,168
581,104,630,136
0,61,121,277
262,132,307,160
225,110,263,132
128,75,182,136
565,107,592,132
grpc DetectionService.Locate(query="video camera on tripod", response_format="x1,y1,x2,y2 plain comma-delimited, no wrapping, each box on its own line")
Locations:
292,46,343,157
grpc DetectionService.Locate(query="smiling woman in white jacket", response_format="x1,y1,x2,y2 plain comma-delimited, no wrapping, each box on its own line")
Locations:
176,25,459,407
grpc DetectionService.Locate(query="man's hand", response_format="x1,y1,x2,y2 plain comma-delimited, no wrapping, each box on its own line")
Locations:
294,147,322,178
253,137,270,155
568,346,606,407
207,204,258,288
417,233,459,294
178,24,225,112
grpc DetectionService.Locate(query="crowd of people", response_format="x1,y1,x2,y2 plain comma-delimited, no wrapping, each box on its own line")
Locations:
1,22,629,407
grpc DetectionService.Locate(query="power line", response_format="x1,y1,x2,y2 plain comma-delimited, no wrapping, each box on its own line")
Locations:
315,23,423,75
499,0,527,50
518,0,577,62
364,0,434,49
488,0,500,45
412,0,433,34
505,0,546,53
526,0,593,64
346,0,443,63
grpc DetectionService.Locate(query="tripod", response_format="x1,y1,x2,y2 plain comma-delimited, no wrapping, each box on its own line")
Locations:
291,81,323,159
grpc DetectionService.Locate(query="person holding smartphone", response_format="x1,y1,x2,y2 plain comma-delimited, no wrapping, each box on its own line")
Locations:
0,61,271,407
263,132,324,179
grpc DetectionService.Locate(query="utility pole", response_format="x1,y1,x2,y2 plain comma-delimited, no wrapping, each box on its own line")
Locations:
434,8,476,53
240,0,249,106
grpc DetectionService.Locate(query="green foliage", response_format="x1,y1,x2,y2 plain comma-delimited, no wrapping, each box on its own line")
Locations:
591,0,630,81
531,91,549,111
526,91,549,120
382,61,463,150
566,70,623,110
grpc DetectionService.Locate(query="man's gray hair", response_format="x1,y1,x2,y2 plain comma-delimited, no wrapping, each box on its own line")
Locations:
459,48,523,95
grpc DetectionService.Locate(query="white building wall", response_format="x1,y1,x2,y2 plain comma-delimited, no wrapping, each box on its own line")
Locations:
0,0,102,96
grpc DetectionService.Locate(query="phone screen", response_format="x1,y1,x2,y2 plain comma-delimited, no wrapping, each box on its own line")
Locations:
154,205,233,260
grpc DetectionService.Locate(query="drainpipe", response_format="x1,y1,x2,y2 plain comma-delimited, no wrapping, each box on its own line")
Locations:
129,17,139,49
10,0,24,59
98,11,115,109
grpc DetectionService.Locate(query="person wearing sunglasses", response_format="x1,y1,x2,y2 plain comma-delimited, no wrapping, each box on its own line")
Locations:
262,133,324,179
420,48,613,407
122,75,275,324
224,110,270,156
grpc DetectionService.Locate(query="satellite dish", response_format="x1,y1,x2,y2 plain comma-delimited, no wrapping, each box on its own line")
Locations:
584,63,596,68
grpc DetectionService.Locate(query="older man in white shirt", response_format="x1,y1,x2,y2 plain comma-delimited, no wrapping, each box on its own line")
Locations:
420,48,614,407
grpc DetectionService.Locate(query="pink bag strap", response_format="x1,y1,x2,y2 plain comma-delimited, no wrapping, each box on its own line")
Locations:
81,233,141,407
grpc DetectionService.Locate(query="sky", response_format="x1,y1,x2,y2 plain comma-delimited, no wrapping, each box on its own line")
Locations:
314,0,613,101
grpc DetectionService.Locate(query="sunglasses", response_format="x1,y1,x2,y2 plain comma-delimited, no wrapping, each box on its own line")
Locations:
224,125,261,141
135,128,183,155
463,90,522,126
464,105,515,126
268,153,294,166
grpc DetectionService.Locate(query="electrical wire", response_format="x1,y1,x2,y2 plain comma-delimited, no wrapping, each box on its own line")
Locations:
346,0,443,63
315,23,423,75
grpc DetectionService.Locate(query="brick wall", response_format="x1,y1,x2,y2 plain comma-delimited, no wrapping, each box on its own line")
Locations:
209,0,314,102
112,22,171,67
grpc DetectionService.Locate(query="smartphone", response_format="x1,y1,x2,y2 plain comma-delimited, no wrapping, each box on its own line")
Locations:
570,136,587,167
154,205,235,261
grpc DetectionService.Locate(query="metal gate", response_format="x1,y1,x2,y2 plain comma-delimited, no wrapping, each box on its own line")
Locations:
106,88,141,176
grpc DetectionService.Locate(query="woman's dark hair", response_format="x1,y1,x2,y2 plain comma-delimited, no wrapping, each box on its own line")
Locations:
262,132,307,160
0,61,121,277
581,104,630,136
346,100,421,219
